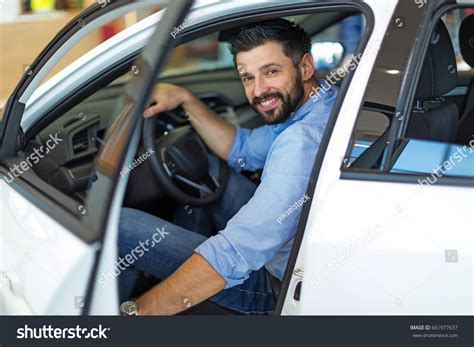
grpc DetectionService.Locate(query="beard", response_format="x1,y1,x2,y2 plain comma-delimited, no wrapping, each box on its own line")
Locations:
251,71,305,125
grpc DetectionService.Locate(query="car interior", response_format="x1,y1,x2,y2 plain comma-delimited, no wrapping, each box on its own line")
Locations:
19,10,362,217
7,5,473,314
11,9,364,314
350,8,474,170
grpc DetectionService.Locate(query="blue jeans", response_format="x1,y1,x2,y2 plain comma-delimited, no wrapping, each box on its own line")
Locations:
118,166,277,315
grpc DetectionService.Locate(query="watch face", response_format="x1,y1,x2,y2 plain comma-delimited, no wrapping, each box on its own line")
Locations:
120,301,139,315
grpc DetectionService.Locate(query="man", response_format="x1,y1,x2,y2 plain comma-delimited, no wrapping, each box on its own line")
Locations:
118,19,338,315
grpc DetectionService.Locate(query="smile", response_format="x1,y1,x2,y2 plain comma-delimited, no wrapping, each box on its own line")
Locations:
259,96,280,110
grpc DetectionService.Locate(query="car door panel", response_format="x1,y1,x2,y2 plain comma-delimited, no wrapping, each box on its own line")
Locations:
0,176,96,314
299,180,472,315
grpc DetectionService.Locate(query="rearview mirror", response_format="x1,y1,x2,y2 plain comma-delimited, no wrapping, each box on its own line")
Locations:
312,42,345,71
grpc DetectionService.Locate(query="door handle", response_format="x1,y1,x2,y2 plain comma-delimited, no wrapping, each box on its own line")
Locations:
292,268,304,301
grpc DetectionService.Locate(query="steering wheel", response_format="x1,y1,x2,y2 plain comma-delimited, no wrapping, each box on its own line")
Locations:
142,116,229,207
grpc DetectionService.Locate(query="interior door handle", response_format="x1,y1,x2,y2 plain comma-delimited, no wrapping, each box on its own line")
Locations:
0,272,34,314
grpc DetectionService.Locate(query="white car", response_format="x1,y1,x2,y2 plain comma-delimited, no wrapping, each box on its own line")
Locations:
0,0,473,316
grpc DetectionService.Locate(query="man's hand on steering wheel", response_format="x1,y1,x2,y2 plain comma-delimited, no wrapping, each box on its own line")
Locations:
141,83,230,206
143,83,192,118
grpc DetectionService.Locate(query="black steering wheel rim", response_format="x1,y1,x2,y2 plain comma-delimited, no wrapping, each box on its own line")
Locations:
142,116,229,206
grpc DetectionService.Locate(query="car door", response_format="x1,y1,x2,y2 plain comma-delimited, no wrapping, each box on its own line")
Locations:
0,0,191,315
279,0,474,315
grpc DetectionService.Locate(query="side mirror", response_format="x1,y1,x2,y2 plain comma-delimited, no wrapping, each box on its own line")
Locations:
311,42,345,71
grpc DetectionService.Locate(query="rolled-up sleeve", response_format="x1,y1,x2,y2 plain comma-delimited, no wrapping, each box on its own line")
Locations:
227,125,277,172
196,131,319,288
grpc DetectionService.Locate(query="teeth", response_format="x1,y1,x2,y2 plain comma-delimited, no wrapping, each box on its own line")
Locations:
260,98,278,106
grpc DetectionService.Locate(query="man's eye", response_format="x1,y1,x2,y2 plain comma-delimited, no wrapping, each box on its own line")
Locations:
268,69,278,75
242,76,252,82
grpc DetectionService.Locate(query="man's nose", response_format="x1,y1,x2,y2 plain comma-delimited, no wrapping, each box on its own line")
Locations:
253,76,270,98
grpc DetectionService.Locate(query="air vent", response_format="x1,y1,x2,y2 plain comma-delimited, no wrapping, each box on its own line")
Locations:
72,129,89,154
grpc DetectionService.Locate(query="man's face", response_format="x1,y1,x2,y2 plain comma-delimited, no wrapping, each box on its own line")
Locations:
236,42,305,125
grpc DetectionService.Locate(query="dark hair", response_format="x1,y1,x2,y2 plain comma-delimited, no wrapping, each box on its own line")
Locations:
229,19,312,68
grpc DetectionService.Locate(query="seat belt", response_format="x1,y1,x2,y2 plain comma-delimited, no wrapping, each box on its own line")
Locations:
266,271,282,298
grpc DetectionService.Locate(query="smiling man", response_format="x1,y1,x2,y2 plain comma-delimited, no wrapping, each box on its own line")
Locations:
118,19,338,315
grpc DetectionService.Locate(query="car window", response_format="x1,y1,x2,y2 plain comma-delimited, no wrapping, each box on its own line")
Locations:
38,13,145,86
390,139,474,178
343,3,474,180
14,4,169,208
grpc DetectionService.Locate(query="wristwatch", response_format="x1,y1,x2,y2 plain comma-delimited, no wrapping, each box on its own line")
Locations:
120,301,139,316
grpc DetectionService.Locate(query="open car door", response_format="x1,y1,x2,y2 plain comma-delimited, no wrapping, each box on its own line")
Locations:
0,0,193,315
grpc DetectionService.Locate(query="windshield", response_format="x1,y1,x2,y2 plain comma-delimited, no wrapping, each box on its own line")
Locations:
161,33,234,78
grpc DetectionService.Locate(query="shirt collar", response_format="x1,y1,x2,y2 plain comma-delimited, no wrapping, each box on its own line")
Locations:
273,79,335,134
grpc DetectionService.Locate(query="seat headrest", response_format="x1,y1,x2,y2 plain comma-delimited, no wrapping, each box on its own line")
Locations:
459,14,474,68
415,21,457,100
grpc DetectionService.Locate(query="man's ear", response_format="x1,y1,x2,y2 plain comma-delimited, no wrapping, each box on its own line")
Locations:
299,53,315,82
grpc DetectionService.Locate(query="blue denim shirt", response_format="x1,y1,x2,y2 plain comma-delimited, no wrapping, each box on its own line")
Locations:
195,83,338,288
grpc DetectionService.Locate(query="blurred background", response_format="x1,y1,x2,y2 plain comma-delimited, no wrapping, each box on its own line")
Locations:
0,0,166,110
1,1,92,101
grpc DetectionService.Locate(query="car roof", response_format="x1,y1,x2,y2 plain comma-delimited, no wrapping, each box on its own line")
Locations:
189,0,315,24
